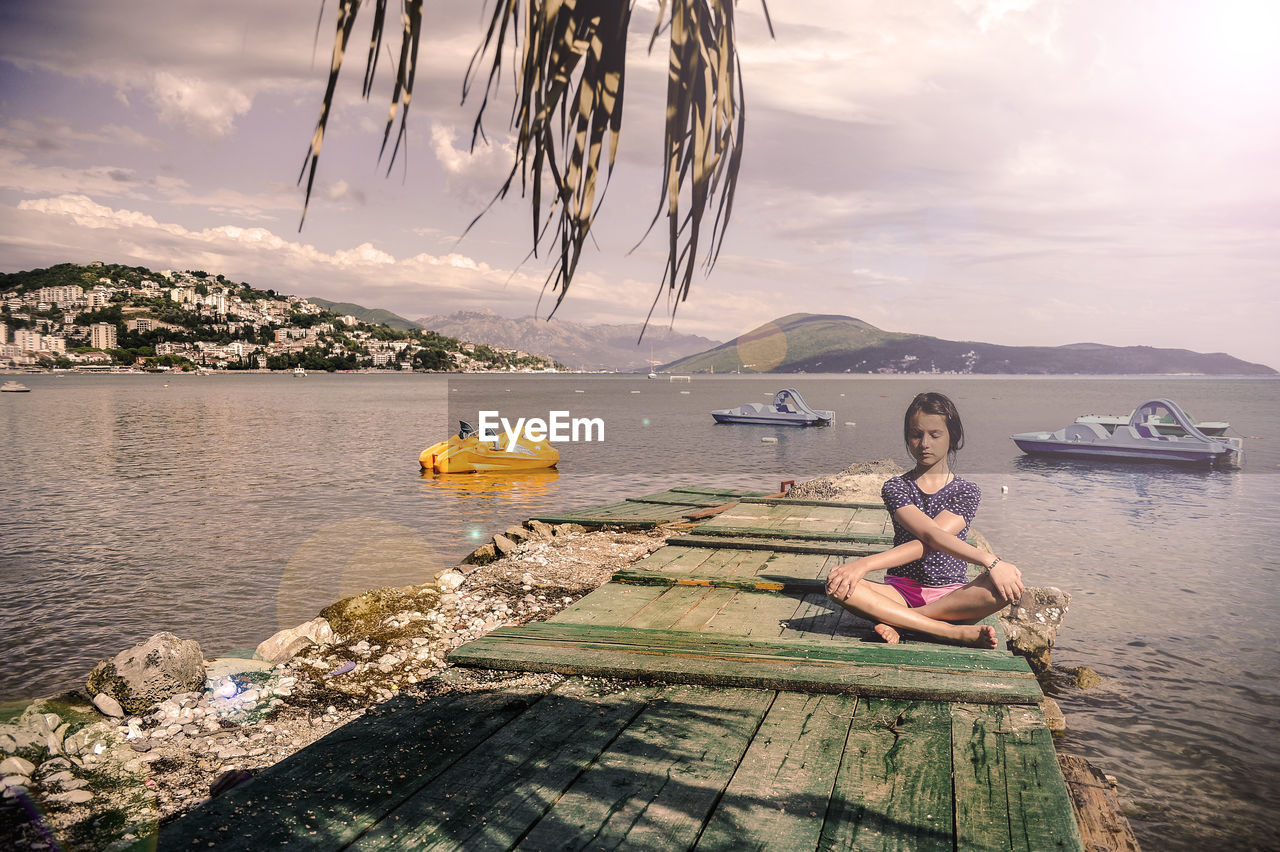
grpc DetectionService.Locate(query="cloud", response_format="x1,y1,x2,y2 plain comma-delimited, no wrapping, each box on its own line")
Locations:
147,71,253,137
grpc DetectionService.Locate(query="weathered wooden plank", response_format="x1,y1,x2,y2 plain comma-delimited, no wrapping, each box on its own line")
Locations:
612,569,826,594
682,525,894,545
489,623,1031,674
549,582,666,626
951,703,1014,850
1057,754,1141,852
669,535,884,557
819,698,954,852
1003,706,1086,851
778,591,846,641
528,515,670,529
695,692,860,851
350,680,660,851
669,485,773,497
741,496,885,509
757,550,834,581
516,685,774,849
151,678,553,850
669,587,739,631
449,634,1041,703
631,544,711,572
693,587,802,640
622,584,726,630
627,493,737,507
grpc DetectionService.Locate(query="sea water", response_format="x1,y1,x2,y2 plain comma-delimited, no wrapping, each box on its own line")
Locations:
2,372,1277,849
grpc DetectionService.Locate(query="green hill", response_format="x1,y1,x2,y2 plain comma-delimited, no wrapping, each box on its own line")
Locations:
663,313,913,373
663,313,1276,375
308,297,422,331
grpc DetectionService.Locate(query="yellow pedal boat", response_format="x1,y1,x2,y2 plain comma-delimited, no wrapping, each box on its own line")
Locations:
420,421,559,474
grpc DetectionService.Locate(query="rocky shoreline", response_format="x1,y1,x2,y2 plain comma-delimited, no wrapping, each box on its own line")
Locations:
1,462,1083,851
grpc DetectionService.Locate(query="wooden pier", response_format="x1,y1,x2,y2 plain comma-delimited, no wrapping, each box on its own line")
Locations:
154,486,1096,850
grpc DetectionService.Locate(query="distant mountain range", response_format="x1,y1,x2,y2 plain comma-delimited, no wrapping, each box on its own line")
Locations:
662,313,1276,376
413,308,722,372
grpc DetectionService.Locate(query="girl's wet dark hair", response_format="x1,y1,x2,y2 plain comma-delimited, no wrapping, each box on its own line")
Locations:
903,392,965,459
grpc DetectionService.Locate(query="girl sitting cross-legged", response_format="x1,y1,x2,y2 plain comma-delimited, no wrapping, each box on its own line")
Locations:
825,392,1024,648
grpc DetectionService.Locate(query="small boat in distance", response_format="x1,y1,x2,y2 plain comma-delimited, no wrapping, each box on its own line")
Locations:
711,388,834,426
293,366,306,377
420,420,559,474
1012,398,1242,466
1,380,31,392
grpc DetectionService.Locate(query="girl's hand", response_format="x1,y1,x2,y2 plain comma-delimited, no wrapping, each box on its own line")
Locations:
989,560,1024,604
826,559,868,600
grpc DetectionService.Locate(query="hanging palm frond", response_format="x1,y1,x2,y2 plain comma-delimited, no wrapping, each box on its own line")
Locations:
299,0,771,334
463,0,632,319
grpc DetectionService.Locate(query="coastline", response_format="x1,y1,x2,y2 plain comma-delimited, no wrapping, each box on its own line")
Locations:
2,463,1099,851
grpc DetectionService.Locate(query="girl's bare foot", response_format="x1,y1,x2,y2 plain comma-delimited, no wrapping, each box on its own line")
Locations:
873,623,901,644
953,623,998,649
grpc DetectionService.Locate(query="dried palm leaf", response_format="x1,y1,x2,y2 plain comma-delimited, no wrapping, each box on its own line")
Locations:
300,0,771,335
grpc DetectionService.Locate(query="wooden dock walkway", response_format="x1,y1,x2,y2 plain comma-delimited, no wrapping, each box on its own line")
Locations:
154,486,1088,850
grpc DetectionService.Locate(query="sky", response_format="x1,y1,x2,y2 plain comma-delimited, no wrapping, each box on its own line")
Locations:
0,0,1277,368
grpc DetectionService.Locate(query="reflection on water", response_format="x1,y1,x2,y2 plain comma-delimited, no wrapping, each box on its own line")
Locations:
419,468,561,495
2,372,1278,850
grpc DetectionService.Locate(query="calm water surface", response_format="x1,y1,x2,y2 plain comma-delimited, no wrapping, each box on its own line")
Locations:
2,372,1277,849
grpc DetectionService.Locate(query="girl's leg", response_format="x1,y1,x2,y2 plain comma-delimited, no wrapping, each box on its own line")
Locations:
914,572,1009,624
830,578,997,649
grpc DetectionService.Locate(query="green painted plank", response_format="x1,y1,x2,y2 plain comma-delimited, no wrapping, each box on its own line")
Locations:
757,550,834,581
695,692,860,851
668,535,884,557
622,584,727,630
612,569,828,593
516,685,774,849
819,698,954,852
670,587,740,631
952,703,1014,850
449,636,1040,704
150,678,552,851
627,493,734,507
467,623,1033,673
779,591,851,642
1001,705,1085,851
692,587,800,640
549,582,667,626
631,544,710,572
669,485,772,497
683,525,894,545
741,496,886,509
528,515,669,529
351,680,660,851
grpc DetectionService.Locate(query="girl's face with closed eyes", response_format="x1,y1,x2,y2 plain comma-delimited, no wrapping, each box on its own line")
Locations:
906,411,951,467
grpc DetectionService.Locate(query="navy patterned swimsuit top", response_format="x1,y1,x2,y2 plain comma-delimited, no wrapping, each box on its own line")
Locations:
881,473,981,587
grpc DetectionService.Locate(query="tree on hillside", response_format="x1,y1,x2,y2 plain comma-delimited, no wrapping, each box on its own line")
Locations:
302,0,771,334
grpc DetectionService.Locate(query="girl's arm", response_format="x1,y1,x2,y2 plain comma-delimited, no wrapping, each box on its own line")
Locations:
893,505,1023,602
826,511,967,599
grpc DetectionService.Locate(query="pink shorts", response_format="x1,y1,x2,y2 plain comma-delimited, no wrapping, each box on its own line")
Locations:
884,575,966,608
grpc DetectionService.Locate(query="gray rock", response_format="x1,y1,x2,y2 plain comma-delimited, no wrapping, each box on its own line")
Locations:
503,525,531,543
525,519,555,540
553,523,586,537
492,534,517,557
255,617,336,664
999,586,1070,673
92,692,125,718
85,632,206,715
465,543,497,565
0,756,35,777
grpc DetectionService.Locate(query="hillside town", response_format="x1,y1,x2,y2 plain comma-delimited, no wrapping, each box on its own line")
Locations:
0,262,559,373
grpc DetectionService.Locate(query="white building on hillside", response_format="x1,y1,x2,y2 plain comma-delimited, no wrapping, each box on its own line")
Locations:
90,322,117,350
